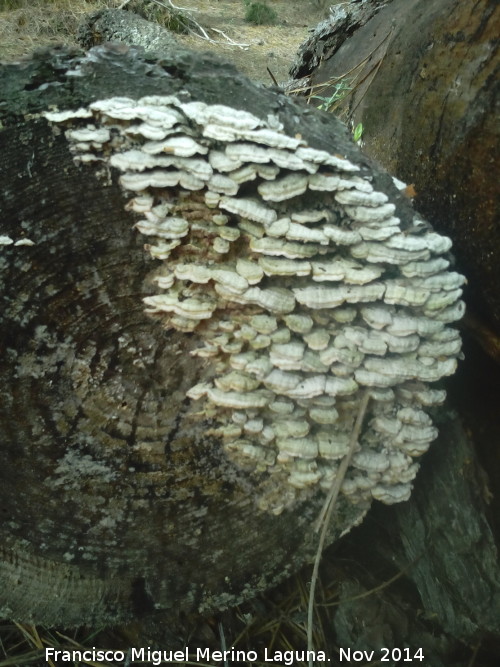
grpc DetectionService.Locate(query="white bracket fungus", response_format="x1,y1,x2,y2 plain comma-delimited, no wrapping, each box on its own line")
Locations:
44,94,464,516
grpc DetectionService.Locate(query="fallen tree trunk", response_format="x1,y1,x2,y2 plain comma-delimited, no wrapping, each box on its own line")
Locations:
77,8,178,53
289,0,385,83
289,0,500,333
288,3,500,653
331,408,500,658
0,43,464,627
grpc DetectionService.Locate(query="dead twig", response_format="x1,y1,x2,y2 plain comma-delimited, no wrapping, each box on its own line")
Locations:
307,390,370,666
151,0,198,13
123,0,249,48
267,66,279,86
202,27,249,50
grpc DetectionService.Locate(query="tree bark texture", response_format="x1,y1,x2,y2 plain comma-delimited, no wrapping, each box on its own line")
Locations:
77,9,178,54
290,0,500,331
328,410,500,661
286,0,500,653
289,0,386,83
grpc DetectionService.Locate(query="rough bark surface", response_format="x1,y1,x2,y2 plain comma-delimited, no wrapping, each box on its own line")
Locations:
77,9,178,53
0,44,403,626
394,412,500,639
289,0,387,82
289,0,500,332
284,0,500,656
332,407,500,651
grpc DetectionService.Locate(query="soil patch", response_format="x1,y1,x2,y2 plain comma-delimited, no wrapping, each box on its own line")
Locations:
172,0,329,83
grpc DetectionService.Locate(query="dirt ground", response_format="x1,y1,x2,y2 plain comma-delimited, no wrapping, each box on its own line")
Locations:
0,0,335,83
172,0,330,83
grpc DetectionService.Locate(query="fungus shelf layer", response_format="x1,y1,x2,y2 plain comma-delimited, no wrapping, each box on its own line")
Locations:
0,46,463,625
44,93,464,515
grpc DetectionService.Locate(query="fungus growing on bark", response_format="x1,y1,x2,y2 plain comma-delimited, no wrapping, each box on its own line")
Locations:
53,92,462,513
0,44,464,626
49,89,463,514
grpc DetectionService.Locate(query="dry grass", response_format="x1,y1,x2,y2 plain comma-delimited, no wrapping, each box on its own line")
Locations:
0,0,329,82
0,567,339,667
0,0,121,61
0,553,424,667
0,621,117,667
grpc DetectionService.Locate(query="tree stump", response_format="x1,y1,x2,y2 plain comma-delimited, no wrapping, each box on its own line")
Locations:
0,44,463,626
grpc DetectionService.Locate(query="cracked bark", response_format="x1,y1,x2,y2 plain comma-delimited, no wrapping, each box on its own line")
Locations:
289,0,500,334
287,0,500,653
77,8,178,54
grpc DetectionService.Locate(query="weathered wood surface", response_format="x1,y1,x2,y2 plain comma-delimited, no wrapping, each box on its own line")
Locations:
289,0,500,333
289,0,386,82
330,407,500,662
0,43,424,626
77,8,178,53
288,3,500,652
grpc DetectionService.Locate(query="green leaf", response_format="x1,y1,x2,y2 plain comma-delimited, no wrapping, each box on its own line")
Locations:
353,122,364,142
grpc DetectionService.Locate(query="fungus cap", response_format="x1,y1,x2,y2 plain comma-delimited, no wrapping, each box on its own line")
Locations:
47,91,464,522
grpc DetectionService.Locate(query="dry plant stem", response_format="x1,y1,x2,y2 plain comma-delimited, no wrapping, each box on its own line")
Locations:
218,622,229,667
348,29,393,119
466,637,482,667
9,623,53,667
210,27,249,49
119,0,249,48
288,28,394,103
307,389,370,665
150,0,197,14
308,27,393,120
267,66,279,86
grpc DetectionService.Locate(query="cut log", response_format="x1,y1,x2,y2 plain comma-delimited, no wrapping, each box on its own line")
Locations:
0,44,463,625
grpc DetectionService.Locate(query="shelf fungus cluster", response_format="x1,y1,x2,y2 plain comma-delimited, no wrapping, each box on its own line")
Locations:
44,96,464,515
